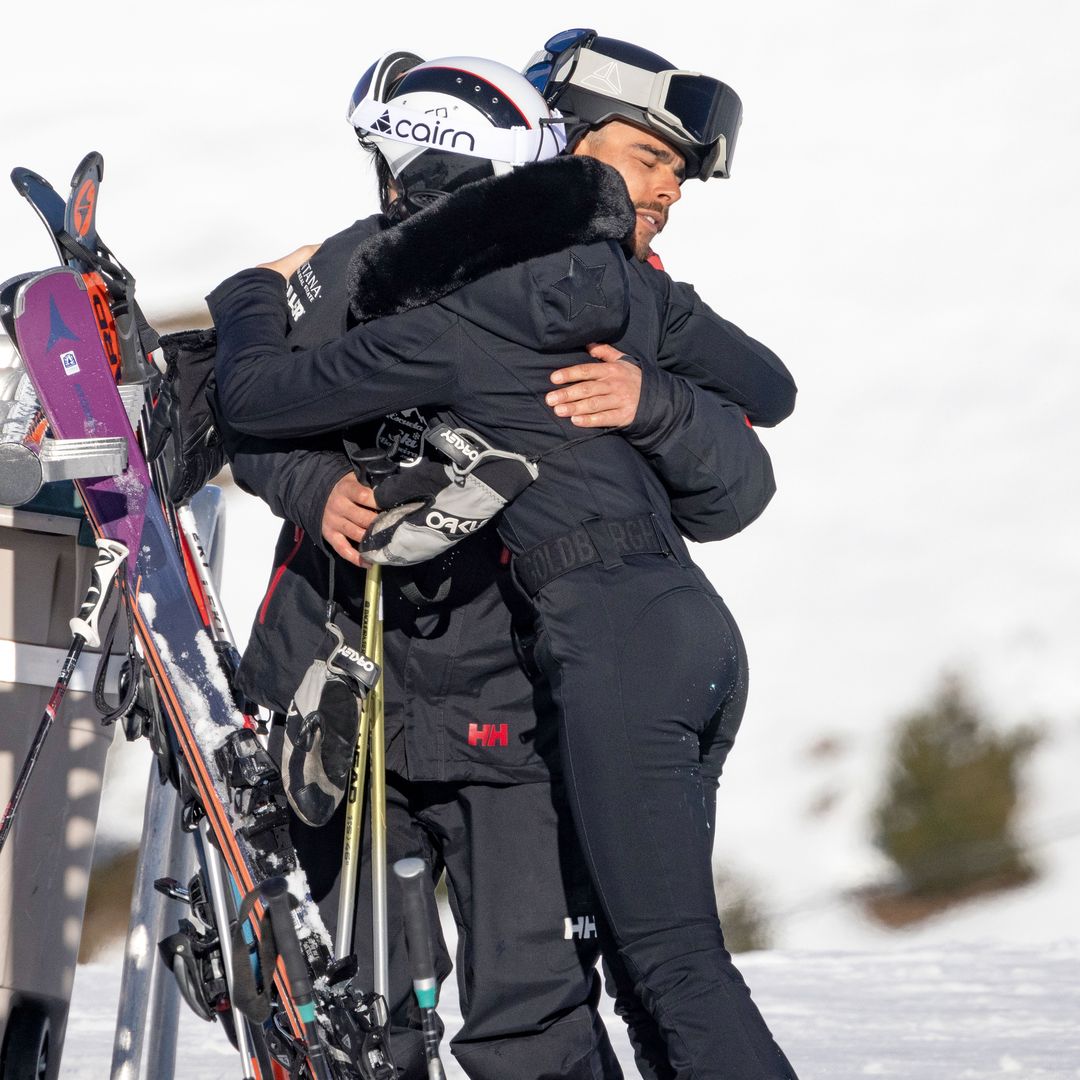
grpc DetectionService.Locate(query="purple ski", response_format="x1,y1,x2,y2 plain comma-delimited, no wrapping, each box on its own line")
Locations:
13,268,150,569
12,266,364,1075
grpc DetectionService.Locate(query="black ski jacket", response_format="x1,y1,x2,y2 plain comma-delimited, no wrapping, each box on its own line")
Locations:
224,218,561,782
217,157,795,783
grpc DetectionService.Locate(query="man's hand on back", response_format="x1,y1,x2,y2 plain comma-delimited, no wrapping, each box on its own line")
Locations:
258,243,322,281
546,343,642,427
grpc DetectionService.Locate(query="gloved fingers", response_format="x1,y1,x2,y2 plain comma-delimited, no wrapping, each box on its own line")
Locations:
372,460,449,507
145,386,178,461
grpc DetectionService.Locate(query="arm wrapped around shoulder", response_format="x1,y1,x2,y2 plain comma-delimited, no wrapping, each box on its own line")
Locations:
360,424,538,566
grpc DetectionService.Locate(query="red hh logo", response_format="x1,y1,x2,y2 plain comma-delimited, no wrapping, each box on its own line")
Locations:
467,723,509,748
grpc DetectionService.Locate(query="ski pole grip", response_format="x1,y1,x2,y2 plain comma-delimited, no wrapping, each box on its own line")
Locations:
69,538,127,647
259,877,316,1010
260,877,335,1080
394,857,438,1007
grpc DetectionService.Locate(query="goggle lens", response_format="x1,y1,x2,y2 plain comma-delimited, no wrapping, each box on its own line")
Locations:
348,60,380,117
347,51,425,121
525,28,596,94
543,27,595,55
659,74,726,145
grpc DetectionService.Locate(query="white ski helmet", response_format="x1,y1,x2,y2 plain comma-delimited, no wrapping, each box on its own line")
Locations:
347,55,565,213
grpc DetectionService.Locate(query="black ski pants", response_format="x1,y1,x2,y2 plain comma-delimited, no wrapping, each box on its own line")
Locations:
531,555,799,1080
273,738,623,1080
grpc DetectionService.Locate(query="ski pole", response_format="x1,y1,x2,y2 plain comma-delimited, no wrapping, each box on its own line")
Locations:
259,877,335,1080
336,657,371,958
393,858,446,1080
337,452,393,986
369,565,389,1003
339,561,390,989
0,537,127,853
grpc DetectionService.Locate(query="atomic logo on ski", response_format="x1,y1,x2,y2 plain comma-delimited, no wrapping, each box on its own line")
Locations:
46,296,79,350
72,178,97,238
60,350,80,375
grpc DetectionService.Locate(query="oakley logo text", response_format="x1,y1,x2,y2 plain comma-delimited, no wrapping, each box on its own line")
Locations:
426,510,482,536
437,429,480,460
338,644,376,673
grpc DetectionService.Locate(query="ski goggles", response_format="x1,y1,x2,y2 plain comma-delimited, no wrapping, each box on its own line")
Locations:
346,50,425,122
523,28,597,95
525,30,741,178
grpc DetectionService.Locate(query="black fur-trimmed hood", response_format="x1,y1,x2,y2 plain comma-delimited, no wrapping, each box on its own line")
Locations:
347,156,635,323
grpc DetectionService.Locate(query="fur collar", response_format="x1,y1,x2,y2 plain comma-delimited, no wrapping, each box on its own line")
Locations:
348,156,635,322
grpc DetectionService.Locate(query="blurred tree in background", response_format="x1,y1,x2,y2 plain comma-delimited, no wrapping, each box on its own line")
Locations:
873,672,1040,897
715,869,772,952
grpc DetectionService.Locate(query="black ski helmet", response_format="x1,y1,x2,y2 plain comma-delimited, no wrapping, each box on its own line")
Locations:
524,31,742,180
348,55,564,218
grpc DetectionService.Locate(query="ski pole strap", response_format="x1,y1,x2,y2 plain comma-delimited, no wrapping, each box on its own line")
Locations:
512,513,670,596
259,878,318,1023
230,886,278,1025
91,599,141,725
91,574,143,725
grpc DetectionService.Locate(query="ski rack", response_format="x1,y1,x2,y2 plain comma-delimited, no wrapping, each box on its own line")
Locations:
0,373,143,508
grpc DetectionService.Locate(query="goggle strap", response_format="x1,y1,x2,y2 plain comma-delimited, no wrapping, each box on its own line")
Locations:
557,46,731,156
350,99,554,166
565,48,662,110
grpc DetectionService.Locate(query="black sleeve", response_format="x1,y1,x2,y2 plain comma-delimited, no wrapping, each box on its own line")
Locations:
226,429,351,554
625,362,775,541
209,268,462,439
658,276,796,428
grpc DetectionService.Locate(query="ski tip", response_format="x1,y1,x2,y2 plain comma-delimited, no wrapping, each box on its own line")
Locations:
70,151,104,188
10,166,53,195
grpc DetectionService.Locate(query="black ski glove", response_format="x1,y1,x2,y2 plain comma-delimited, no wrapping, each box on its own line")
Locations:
145,328,225,505
360,423,538,566
281,622,379,828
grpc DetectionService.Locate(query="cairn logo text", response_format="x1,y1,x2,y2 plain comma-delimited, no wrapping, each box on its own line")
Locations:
374,110,477,154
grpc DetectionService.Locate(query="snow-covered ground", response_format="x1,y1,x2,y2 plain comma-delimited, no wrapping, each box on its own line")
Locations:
65,938,1080,1078
4,0,1080,1074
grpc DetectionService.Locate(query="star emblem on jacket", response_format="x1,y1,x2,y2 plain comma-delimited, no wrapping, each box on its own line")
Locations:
552,253,607,319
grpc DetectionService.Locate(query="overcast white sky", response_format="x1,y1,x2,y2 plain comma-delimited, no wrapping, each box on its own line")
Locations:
3,0,1079,943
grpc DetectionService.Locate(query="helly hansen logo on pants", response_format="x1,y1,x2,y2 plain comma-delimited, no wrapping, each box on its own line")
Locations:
564,916,597,940
467,723,508,747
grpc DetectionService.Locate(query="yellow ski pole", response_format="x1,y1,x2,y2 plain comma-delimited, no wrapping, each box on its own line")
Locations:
335,562,390,999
